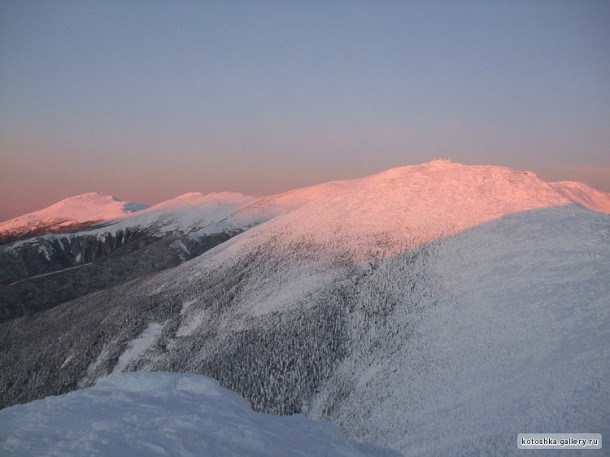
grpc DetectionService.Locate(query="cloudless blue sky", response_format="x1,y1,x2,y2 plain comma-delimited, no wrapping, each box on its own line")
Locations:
1,0,609,220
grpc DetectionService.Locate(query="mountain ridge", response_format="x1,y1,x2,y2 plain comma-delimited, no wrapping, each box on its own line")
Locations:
3,161,609,243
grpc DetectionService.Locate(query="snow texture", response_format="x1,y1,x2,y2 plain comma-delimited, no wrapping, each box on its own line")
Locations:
0,372,399,457
306,205,610,456
5,191,257,252
188,161,609,276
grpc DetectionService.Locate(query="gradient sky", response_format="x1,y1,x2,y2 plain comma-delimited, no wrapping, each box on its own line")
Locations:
1,0,609,221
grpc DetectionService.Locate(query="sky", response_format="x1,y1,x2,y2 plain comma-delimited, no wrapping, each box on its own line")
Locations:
1,0,609,221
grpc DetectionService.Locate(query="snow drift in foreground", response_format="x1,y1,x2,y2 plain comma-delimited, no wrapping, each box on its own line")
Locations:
0,372,399,457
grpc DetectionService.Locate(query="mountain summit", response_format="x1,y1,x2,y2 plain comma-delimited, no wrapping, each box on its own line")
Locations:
196,160,608,265
0,192,148,242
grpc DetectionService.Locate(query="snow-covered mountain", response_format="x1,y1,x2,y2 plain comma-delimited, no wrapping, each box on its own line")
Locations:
1,161,609,456
76,191,258,237
0,192,147,242
0,191,258,321
213,161,576,265
3,191,258,248
0,178,376,320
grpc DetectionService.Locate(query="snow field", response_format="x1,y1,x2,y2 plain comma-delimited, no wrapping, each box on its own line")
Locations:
0,372,400,457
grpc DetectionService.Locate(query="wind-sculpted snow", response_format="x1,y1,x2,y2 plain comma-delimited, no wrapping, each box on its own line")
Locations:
0,372,400,457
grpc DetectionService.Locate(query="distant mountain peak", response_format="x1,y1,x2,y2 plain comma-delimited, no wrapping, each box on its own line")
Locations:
0,192,148,242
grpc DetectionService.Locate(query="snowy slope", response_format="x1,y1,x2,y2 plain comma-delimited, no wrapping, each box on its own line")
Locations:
174,204,610,456
306,205,610,456
3,180,353,246
3,205,606,456
196,160,607,240
90,191,258,236
550,180,610,214
0,192,261,321
194,179,355,236
2,192,259,272
118,163,609,455
0,372,400,457
0,193,147,239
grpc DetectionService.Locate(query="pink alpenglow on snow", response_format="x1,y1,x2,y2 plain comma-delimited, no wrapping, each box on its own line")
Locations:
3,161,609,247
549,181,610,214
0,193,147,240
215,160,608,264
97,191,259,236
